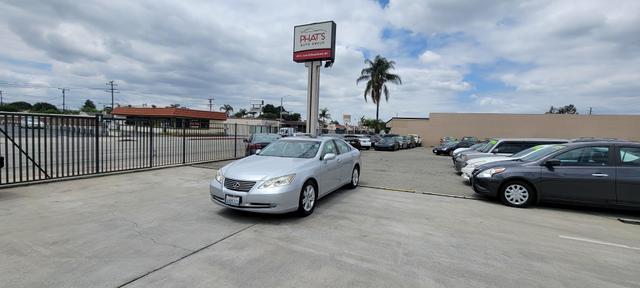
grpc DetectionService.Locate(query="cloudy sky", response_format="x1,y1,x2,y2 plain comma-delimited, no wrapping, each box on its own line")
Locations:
1,0,639,121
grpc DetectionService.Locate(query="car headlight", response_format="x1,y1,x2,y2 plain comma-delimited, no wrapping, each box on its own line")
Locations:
259,174,296,189
215,170,225,183
477,167,506,178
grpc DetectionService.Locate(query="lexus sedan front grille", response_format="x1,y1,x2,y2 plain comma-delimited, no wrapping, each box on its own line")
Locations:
224,178,256,192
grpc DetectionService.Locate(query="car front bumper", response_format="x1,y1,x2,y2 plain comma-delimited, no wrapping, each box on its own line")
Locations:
461,166,474,181
210,180,300,214
471,176,500,197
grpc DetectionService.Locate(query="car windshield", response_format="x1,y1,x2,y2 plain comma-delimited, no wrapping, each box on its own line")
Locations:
469,142,486,150
520,145,567,162
511,145,549,158
252,134,281,143
257,140,320,158
478,140,498,152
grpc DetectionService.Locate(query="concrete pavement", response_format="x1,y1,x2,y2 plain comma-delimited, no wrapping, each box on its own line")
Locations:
1,165,639,287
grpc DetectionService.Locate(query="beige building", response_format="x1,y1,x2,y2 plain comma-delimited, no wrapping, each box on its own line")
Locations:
387,113,640,147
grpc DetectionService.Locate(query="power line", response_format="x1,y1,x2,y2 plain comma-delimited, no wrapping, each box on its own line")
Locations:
105,81,119,110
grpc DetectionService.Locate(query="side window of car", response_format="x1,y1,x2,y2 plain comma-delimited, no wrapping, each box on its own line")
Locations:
321,141,337,157
335,140,351,154
619,147,640,167
493,142,523,154
555,146,610,166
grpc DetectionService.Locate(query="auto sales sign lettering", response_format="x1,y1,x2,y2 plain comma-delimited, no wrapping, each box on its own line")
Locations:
293,21,336,63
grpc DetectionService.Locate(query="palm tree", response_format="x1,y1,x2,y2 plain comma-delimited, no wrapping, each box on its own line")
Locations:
356,55,402,122
319,107,331,127
219,104,234,116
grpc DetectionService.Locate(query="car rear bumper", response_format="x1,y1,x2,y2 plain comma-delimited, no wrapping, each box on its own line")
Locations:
209,180,300,214
375,145,395,150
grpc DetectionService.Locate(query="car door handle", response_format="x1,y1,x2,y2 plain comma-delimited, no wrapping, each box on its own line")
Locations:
337,159,342,163
591,173,608,177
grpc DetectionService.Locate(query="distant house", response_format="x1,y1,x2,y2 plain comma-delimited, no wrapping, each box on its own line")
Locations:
112,107,227,128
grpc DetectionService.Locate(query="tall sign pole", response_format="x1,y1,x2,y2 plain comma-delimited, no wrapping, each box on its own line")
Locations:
293,21,336,136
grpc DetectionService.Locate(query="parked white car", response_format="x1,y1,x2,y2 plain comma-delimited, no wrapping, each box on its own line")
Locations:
461,144,560,180
408,134,422,147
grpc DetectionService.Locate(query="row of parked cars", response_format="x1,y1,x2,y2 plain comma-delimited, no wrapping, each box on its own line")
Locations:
244,132,425,155
373,134,423,151
446,137,640,209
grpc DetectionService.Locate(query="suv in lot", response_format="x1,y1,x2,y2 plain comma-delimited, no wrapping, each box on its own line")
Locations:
471,141,640,209
453,138,568,173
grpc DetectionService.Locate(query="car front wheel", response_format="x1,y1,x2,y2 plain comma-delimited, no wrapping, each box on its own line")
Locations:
500,181,535,208
349,167,360,189
297,181,317,216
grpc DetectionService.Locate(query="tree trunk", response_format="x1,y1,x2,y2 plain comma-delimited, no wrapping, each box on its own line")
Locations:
375,101,380,133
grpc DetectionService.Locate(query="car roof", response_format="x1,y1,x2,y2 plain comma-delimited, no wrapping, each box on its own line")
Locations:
562,141,640,147
494,138,568,142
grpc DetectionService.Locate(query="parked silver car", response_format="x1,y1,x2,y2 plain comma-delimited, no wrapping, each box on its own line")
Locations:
210,137,361,216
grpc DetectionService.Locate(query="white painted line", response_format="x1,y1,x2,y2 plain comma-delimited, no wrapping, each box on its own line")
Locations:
559,235,640,251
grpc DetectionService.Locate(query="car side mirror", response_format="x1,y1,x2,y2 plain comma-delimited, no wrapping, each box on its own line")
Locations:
545,159,561,167
255,149,261,155
322,153,336,161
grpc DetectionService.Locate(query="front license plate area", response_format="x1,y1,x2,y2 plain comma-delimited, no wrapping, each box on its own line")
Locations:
225,195,241,206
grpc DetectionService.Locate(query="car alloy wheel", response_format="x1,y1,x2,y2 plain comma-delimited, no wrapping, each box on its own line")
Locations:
298,182,316,216
349,167,359,189
501,182,534,207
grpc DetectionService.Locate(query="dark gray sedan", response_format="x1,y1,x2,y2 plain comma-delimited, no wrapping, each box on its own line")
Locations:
472,141,640,209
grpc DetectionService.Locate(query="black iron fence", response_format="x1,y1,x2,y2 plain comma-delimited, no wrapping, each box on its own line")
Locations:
0,112,277,186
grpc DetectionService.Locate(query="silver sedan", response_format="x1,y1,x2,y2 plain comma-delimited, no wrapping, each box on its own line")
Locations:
210,137,361,216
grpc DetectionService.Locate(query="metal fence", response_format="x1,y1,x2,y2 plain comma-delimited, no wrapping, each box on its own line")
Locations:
0,112,277,186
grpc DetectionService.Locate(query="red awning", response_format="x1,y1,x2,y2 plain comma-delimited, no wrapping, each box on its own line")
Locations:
112,107,227,121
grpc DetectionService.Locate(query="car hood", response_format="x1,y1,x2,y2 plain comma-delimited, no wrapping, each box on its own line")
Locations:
467,156,512,166
220,155,313,181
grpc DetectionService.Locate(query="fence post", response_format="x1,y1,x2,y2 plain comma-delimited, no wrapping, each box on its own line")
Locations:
149,120,153,168
234,123,238,158
182,120,186,164
95,114,100,173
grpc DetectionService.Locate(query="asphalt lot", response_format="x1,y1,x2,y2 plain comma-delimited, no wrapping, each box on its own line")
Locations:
360,147,473,197
1,149,639,287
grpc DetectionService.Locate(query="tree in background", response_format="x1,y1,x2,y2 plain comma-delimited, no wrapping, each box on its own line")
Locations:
283,113,301,122
260,104,279,120
319,108,331,127
8,101,32,111
81,99,97,112
31,102,60,114
356,55,402,125
234,108,248,118
0,104,18,112
546,104,578,114
361,118,386,132
219,104,234,116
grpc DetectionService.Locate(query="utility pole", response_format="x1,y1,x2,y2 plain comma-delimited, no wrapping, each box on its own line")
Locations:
589,107,593,115
58,88,69,112
105,81,119,111
0,90,3,106
208,98,214,111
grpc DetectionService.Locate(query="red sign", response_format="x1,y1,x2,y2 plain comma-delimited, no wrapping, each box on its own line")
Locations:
293,49,333,62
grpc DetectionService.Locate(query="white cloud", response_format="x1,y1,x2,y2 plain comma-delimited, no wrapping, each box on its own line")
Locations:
0,0,638,120
419,50,441,63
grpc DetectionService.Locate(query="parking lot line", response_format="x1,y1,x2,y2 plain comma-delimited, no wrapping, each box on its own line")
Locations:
117,224,257,288
559,235,640,251
360,184,478,200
